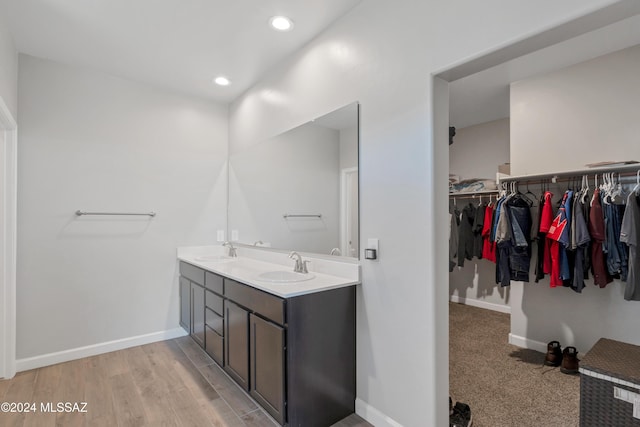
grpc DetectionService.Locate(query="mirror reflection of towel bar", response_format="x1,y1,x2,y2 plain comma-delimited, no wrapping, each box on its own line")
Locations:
283,213,322,219
76,210,156,217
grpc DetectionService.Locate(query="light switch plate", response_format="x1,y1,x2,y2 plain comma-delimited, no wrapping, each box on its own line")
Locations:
216,230,225,242
367,238,379,260
231,230,239,241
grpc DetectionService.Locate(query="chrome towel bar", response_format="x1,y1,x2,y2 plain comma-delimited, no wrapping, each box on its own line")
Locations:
283,213,322,219
75,210,156,217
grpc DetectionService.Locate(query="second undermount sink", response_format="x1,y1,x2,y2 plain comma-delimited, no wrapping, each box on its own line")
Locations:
257,270,316,283
194,255,235,262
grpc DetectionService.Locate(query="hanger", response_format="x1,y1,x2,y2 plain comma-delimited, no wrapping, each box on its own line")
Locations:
515,180,534,207
591,174,598,207
601,173,611,205
499,181,507,199
632,170,640,195
611,172,625,204
580,174,590,204
525,181,537,201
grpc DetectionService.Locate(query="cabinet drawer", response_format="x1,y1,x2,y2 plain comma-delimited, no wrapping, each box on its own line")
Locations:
205,290,224,316
205,271,224,295
205,326,224,366
179,261,205,286
205,307,224,336
225,279,285,325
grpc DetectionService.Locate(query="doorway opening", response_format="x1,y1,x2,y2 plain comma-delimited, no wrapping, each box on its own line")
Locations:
434,2,640,425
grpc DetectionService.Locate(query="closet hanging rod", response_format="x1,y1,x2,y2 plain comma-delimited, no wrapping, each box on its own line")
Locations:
497,163,640,184
283,213,322,219
76,210,156,217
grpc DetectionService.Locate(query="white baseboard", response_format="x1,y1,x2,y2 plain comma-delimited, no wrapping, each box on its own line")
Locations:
16,327,188,372
449,295,511,314
355,398,404,427
508,333,547,353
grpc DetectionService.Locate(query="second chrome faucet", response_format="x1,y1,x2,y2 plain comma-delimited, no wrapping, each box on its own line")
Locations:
289,251,310,274
222,241,237,257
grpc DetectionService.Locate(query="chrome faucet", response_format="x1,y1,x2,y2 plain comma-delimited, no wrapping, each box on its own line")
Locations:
289,251,309,273
330,247,342,256
223,241,237,257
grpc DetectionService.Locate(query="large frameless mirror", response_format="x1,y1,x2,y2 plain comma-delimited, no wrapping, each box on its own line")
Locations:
228,102,359,259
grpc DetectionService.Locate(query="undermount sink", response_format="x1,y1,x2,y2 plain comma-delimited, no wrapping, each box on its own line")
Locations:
194,255,235,262
257,270,316,283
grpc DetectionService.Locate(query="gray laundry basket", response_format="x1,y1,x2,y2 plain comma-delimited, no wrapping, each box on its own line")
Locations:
580,338,640,426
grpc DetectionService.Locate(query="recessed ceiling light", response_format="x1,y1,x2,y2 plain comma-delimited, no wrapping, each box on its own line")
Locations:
269,16,294,31
214,76,230,86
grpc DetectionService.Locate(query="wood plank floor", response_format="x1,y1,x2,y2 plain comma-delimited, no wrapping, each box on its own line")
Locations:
0,337,371,427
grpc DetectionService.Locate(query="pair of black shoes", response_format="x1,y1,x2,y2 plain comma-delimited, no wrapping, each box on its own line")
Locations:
544,340,580,374
449,397,472,427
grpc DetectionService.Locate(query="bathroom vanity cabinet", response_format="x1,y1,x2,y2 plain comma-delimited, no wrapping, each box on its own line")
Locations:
178,261,356,427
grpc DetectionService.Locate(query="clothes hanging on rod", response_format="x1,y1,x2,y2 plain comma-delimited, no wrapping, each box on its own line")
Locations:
449,165,640,302
589,188,613,288
538,191,555,279
620,175,640,301
547,190,573,287
492,187,532,287
481,204,496,262
457,203,476,268
570,191,591,293
472,204,485,259
449,204,460,273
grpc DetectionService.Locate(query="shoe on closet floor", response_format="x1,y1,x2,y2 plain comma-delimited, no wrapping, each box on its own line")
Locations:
449,401,473,427
544,340,563,367
560,346,580,375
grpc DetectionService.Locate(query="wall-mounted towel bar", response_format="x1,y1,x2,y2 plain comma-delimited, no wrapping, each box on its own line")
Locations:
283,213,322,219
75,210,156,217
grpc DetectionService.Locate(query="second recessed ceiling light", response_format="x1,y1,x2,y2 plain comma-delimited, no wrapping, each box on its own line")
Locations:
214,76,230,86
269,16,294,31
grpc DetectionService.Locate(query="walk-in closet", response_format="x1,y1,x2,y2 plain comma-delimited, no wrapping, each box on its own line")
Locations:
447,20,640,426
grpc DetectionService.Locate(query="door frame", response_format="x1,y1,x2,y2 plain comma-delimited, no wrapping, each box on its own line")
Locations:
340,167,358,257
0,96,17,379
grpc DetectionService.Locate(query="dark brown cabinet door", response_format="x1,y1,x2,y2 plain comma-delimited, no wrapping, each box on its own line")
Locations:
191,283,205,347
249,313,286,425
179,277,191,332
224,300,249,389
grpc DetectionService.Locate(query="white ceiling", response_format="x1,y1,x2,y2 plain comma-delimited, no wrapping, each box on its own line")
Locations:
1,0,362,103
4,1,640,124
449,12,640,129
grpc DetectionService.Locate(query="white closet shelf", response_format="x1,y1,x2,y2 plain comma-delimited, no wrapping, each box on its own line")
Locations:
497,163,640,184
449,189,500,197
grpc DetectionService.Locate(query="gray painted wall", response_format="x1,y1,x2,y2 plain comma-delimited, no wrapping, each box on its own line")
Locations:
511,44,640,175
449,118,511,312
16,55,228,360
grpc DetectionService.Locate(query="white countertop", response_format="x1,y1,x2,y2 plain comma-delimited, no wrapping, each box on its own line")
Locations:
177,246,361,298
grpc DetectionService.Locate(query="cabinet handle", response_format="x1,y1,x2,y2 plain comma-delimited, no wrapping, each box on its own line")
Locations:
190,287,194,333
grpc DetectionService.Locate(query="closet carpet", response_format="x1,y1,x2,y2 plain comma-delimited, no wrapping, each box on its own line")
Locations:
450,302,580,427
